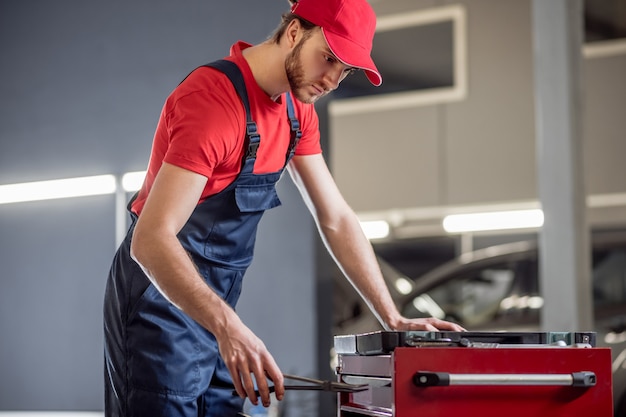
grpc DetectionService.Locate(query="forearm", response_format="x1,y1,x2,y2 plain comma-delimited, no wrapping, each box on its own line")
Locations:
320,214,465,332
318,211,402,330
288,155,463,332
287,156,401,328
130,229,239,339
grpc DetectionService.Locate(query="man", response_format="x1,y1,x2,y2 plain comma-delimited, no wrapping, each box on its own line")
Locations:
103,0,464,415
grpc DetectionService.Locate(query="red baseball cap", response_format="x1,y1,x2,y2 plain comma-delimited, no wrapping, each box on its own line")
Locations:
291,0,382,86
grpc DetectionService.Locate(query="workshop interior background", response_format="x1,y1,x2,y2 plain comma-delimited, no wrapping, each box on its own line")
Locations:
1,0,625,416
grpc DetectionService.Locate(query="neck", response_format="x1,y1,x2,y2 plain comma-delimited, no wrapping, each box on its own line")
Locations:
242,42,290,101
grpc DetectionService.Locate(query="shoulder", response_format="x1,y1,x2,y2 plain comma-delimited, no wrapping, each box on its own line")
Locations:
160,64,250,164
162,65,247,143
168,65,243,115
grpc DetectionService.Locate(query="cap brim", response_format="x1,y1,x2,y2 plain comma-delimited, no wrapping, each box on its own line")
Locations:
321,28,382,87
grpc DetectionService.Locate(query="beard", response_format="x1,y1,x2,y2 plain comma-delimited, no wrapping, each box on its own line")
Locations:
285,36,328,104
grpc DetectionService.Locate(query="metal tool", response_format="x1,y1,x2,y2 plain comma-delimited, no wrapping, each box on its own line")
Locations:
232,373,369,396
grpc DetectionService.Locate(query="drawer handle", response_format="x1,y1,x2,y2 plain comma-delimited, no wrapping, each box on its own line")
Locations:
413,371,596,387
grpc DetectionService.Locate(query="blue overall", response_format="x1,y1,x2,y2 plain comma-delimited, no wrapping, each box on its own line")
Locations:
103,60,302,417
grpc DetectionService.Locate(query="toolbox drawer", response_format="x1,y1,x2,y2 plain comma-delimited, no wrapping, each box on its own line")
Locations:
338,346,613,417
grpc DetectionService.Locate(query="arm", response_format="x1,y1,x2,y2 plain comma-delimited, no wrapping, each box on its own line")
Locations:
287,154,464,331
130,162,283,407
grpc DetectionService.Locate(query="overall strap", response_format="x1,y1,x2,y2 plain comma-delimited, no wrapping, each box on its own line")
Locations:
284,92,302,166
204,60,260,165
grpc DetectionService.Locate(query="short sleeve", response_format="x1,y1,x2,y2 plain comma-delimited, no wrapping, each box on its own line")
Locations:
161,71,245,178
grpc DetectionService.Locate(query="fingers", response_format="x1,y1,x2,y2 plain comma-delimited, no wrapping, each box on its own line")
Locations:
250,363,272,407
241,367,259,405
228,361,265,406
227,360,251,403
425,317,466,332
223,341,283,407
412,320,440,332
265,363,285,401
401,317,467,332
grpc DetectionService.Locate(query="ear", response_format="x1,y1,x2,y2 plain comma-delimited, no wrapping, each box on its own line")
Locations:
285,18,303,49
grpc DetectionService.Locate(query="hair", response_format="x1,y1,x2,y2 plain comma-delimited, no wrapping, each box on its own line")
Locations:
269,1,317,44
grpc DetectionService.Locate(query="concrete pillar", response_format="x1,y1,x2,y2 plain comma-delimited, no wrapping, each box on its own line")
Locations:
532,0,593,331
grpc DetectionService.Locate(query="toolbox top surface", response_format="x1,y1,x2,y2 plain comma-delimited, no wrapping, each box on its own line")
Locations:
334,330,596,355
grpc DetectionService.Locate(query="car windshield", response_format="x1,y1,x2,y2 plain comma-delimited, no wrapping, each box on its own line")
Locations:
401,245,626,330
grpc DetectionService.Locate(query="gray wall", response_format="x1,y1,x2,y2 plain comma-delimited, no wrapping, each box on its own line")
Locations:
0,1,322,414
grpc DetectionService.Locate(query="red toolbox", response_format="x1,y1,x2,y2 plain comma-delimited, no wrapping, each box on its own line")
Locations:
335,331,614,417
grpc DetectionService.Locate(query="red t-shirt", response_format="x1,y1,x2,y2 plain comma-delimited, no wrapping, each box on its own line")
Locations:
131,41,322,215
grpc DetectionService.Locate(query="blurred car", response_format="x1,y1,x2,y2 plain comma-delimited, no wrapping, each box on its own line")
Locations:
335,229,626,416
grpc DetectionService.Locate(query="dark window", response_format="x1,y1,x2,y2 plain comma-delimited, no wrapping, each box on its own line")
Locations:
585,0,626,42
336,21,455,98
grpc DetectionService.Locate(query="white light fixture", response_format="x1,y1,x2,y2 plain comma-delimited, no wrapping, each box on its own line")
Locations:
360,220,390,240
0,175,117,205
122,171,146,192
412,294,446,319
442,209,544,233
394,277,414,295
0,413,104,417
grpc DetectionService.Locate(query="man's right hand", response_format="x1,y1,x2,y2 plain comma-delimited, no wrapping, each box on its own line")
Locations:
216,318,285,407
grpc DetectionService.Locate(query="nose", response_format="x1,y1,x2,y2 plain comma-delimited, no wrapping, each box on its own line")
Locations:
323,65,345,91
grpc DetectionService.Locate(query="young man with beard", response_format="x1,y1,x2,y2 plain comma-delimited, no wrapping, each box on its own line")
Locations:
103,0,464,415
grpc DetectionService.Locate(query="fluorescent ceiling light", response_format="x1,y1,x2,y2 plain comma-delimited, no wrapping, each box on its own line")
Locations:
0,175,116,205
360,220,390,239
394,277,414,295
0,414,103,417
412,294,446,319
122,171,146,192
443,209,544,233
